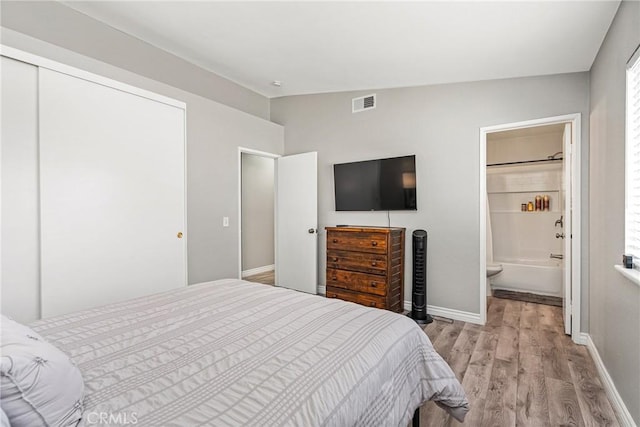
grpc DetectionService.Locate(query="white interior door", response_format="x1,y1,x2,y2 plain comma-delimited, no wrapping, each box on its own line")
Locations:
275,152,317,294
562,123,572,335
1,57,40,323
39,68,186,318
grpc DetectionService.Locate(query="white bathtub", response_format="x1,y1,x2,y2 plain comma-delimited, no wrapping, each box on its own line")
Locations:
489,258,562,297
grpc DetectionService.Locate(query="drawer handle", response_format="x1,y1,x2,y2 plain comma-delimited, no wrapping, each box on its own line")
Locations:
371,261,377,266
332,257,338,262
371,241,378,247
332,276,337,281
332,239,338,243
370,282,377,288
369,302,377,307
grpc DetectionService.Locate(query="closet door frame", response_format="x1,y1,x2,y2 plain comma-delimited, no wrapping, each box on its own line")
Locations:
0,45,188,317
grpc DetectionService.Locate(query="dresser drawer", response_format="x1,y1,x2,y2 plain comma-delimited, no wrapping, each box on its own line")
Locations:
326,231,387,254
326,250,387,274
326,287,387,309
326,268,387,296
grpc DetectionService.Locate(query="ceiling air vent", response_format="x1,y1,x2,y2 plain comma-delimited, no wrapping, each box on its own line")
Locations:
352,94,376,113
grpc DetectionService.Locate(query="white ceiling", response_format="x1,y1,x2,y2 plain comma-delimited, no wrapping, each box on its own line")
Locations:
62,1,620,98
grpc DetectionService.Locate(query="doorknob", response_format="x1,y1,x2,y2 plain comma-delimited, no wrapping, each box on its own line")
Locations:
308,228,316,234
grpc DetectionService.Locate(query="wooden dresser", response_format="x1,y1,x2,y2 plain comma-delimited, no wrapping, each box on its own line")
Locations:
325,226,405,312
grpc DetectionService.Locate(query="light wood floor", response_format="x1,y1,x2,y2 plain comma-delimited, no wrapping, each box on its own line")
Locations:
420,297,619,426
243,270,275,285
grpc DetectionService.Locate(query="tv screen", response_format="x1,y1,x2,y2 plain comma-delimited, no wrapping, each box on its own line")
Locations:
333,155,416,211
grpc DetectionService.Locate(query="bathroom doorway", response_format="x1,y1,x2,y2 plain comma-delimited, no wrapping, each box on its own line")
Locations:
479,114,582,341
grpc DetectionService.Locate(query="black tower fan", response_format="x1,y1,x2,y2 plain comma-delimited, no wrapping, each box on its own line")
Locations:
411,230,433,324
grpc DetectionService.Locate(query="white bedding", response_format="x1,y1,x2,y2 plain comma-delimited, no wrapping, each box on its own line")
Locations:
31,279,468,426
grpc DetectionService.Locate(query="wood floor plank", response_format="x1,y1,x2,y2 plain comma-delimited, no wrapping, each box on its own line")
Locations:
562,337,598,374
424,319,449,343
456,332,497,425
420,400,450,427
502,300,523,328
542,346,572,382
496,325,519,362
519,302,540,330
458,397,486,426
538,303,560,331
568,360,619,427
518,326,541,356
431,321,465,357
516,352,550,426
485,297,506,333
475,330,499,353
550,303,565,323
462,347,496,402
546,377,585,426
482,359,518,426
446,349,473,384
538,327,564,350
447,325,481,381
243,270,275,285
450,323,482,354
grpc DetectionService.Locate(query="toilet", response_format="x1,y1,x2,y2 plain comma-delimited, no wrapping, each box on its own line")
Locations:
486,263,503,278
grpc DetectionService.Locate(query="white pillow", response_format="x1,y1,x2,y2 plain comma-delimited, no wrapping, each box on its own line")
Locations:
1,315,84,427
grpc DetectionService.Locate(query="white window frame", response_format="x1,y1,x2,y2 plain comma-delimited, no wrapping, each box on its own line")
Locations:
625,45,640,270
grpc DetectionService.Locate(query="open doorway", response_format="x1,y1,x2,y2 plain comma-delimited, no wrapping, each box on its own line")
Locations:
480,114,582,342
239,149,278,285
238,148,319,293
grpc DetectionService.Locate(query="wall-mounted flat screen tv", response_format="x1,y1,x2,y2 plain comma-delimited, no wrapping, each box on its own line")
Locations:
333,155,417,211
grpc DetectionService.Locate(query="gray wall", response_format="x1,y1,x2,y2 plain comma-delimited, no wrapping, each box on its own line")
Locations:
589,0,640,423
1,27,284,301
271,73,590,322
1,1,270,120
241,154,275,272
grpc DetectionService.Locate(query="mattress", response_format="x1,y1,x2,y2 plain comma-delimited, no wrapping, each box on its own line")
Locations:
31,279,468,426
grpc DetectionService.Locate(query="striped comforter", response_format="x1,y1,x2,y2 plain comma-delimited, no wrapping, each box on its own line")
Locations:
32,279,468,426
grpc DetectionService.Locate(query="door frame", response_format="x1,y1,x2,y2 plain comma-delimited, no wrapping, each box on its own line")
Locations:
479,113,582,342
237,147,280,280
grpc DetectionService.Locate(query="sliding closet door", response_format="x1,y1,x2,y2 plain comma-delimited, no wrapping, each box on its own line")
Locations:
1,57,40,323
39,68,186,318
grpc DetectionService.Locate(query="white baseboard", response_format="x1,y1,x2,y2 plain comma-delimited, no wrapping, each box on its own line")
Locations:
403,301,483,324
584,334,636,426
241,264,274,278
573,331,588,346
319,293,479,325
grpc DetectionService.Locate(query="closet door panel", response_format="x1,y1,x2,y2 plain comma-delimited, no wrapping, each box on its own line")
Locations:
39,68,185,318
1,57,40,323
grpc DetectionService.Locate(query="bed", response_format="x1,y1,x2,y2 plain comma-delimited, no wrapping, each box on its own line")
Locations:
3,279,468,426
